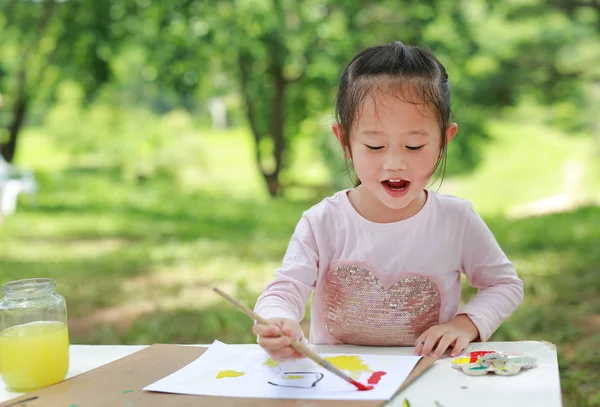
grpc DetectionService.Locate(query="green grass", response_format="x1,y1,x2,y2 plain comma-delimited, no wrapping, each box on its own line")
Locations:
484,207,600,406
441,120,600,216
1,119,599,406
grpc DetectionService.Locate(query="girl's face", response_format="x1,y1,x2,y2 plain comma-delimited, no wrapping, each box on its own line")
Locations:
334,89,457,222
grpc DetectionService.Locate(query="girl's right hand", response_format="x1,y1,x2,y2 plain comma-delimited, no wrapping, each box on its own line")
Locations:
252,318,305,362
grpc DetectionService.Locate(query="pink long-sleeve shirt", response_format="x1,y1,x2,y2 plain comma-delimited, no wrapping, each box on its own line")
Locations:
254,189,523,345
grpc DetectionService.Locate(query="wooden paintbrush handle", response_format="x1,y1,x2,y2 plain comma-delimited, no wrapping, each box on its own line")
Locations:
213,287,355,385
213,289,324,364
213,287,271,324
291,341,353,384
289,340,322,362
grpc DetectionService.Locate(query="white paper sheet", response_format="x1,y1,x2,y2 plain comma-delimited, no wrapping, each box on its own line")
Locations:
144,340,421,400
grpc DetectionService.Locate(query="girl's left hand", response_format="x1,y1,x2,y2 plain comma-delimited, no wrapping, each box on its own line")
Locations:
414,314,479,358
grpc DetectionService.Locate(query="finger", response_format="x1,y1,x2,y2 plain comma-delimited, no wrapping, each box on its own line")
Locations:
414,333,427,356
251,323,263,336
271,347,296,359
253,323,280,336
270,346,301,361
259,335,290,350
284,349,305,361
421,332,440,357
451,336,470,357
281,326,294,338
281,320,303,340
432,334,455,358
287,343,306,359
282,353,304,362
253,323,281,337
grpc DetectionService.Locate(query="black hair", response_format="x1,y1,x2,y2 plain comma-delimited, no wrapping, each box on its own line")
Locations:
334,41,453,186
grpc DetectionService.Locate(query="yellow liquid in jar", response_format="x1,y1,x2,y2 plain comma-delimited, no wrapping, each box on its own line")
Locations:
0,321,69,391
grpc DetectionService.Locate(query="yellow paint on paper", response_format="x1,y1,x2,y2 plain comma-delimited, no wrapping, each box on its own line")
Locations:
325,355,372,378
263,358,279,367
325,356,371,372
216,370,245,379
264,355,372,379
283,375,304,380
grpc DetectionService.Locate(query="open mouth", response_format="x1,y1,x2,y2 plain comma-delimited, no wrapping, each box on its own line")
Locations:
382,179,410,191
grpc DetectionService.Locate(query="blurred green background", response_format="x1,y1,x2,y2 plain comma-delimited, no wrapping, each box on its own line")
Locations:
0,0,599,405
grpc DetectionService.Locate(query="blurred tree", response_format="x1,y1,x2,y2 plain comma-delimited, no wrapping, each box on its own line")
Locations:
2,0,597,195
489,0,599,129
0,0,118,162
136,0,503,195
132,0,374,196
160,0,599,194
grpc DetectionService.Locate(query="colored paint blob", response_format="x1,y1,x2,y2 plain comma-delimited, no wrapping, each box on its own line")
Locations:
326,355,371,379
452,357,471,365
263,358,279,367
367,371,387,385
326,355,373,381
325,356,371,373
469,351,495,363
283,375,304,380
349,378,374,391
468,366,488,370
216,370,245,379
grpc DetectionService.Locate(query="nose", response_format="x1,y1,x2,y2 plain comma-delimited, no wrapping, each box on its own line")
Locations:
383,150,407,171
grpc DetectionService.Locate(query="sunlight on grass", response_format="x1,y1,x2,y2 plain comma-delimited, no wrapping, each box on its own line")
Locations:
3,114,599,406
17,117,599,216
187,128,266,198
440,120,599,215
511,250,576,276
14,129,71,170
0,237,128,260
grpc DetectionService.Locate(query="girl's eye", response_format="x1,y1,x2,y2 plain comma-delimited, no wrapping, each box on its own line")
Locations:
366,145,384,150
407,145,425,151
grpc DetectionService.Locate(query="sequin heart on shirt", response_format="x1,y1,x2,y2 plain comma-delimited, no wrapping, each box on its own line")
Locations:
323,264,441,346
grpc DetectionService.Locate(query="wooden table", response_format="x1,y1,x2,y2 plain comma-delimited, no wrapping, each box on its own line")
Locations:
0,341,562,407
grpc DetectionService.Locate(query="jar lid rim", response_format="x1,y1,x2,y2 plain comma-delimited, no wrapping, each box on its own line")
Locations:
2,278,55,293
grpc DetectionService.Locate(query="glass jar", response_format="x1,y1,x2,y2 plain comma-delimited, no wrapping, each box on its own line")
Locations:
0,278,69,392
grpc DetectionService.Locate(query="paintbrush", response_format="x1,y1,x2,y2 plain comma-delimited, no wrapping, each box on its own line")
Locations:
212,287,373,391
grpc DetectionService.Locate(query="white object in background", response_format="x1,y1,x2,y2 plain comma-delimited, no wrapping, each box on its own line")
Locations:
0,154,38,215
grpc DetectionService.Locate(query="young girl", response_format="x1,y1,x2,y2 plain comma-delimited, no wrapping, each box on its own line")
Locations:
253,41,523,361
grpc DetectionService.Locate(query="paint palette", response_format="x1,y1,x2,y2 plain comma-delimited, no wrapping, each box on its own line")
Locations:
450,351,536,376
